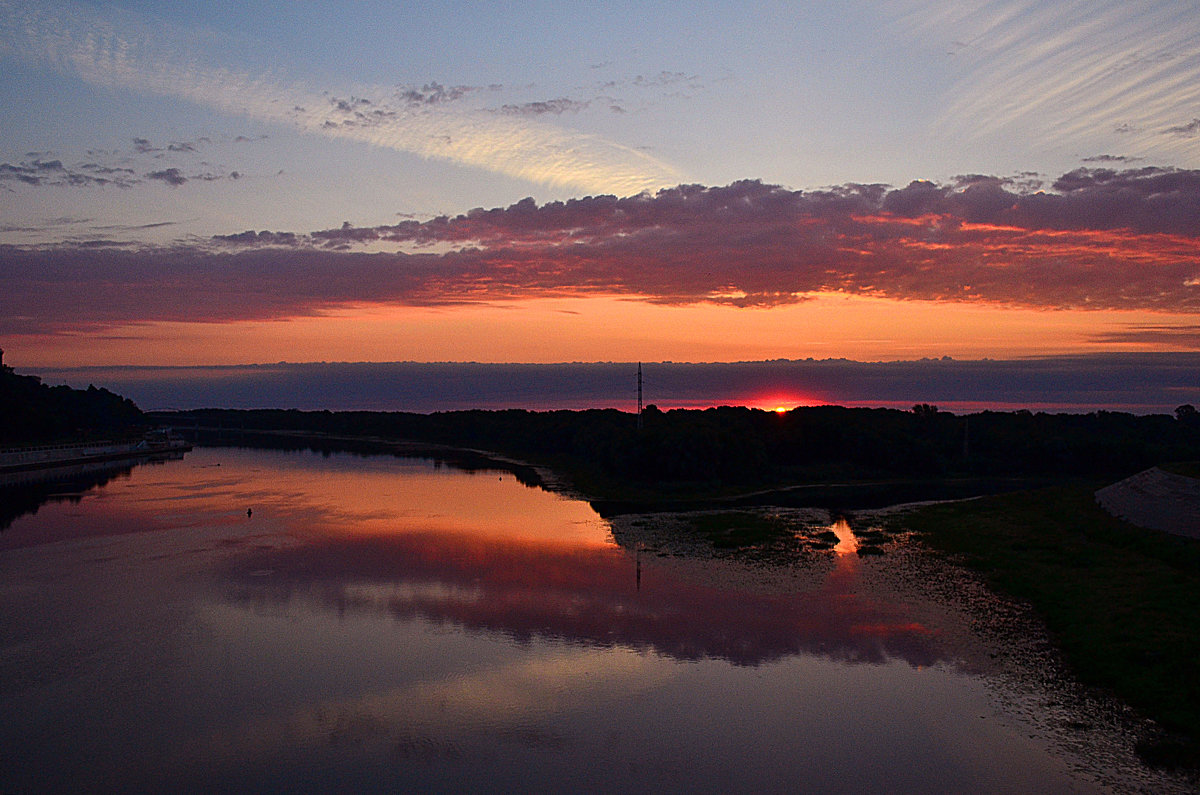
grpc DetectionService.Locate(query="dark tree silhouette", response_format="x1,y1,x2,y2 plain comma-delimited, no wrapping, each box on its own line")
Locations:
0,368,145,445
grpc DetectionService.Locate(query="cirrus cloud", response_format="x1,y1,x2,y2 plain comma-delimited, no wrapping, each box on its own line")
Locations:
0,1,681,195
897,1,1200,159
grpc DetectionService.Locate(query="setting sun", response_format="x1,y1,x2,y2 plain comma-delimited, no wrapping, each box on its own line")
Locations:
746,394,822,413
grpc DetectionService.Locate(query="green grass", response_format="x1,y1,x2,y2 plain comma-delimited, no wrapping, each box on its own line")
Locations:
681,511,792,548
892,484,1200,768
674,510,899,559
1160,461,1200,479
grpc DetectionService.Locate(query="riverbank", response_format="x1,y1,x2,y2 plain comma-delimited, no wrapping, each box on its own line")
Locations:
604,504,1193,791
890,484,1200,771
0,435,191,473
180,425,1054,512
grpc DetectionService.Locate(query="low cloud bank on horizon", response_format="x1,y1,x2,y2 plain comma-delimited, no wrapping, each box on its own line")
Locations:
3,168,1200,339
28,354,1200,415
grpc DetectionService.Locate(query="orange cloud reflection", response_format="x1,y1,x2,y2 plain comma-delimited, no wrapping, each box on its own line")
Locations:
223,525,940,669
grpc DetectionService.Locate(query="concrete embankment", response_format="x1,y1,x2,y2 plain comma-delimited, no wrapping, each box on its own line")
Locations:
0,438,190,473
1095,467,1200,539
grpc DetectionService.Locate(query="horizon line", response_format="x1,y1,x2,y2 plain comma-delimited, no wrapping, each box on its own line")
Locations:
18,350,1200,372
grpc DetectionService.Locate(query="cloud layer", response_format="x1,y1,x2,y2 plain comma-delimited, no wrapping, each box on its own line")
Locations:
2,168,1199,336
0,1,680,194
1,136,254,191
0,157,136,188
30,355,1200,413
899,0,1200,159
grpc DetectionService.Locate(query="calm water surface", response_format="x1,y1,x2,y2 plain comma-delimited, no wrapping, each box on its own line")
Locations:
0,447,1172,792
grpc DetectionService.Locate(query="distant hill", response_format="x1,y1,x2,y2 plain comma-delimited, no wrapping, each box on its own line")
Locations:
0,362,145,445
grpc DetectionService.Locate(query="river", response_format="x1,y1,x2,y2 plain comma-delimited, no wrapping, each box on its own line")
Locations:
0,446,1186,792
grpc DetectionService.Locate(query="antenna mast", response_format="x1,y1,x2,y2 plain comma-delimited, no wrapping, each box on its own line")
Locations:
637,362,643,430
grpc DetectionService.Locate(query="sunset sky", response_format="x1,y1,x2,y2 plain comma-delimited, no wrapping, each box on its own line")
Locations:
2,1,1200,407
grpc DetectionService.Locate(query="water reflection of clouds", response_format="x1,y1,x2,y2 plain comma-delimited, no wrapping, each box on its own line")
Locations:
3,446,611,549
198,448,614,546
170,635,661,777
4,448,1173,792
220,529,944,670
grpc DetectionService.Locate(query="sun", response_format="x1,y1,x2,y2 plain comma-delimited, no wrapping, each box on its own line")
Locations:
747,394,822,413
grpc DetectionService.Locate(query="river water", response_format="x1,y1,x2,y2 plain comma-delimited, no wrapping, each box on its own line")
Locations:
0,446,1185,792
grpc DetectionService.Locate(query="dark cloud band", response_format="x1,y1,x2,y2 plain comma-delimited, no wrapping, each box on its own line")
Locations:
29,355,1200,414
3,167,1200,334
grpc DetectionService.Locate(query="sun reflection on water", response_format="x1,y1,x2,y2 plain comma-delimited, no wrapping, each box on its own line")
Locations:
830,516,859,556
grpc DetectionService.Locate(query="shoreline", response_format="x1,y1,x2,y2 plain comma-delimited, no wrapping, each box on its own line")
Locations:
606,504,1193,792
175,425,1056,513
0,437,192,474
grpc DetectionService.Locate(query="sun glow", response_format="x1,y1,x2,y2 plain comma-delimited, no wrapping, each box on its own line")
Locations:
746,394,822,413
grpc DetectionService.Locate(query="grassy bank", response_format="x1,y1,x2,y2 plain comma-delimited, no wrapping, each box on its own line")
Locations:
892,483,1200,768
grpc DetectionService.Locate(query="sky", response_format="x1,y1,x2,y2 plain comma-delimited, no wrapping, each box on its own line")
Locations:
33,355,1200,414
2,1,1200,409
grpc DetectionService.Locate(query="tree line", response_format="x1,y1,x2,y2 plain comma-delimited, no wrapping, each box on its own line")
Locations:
0,365,145,445
164,402,1200,488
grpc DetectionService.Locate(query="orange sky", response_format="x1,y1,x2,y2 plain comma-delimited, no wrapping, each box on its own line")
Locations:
4,3,1200,381
5,176,1200,372
16,293,1196,369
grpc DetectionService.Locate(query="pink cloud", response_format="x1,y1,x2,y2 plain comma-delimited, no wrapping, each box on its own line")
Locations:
222,530,942,668
4,168,1200,335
